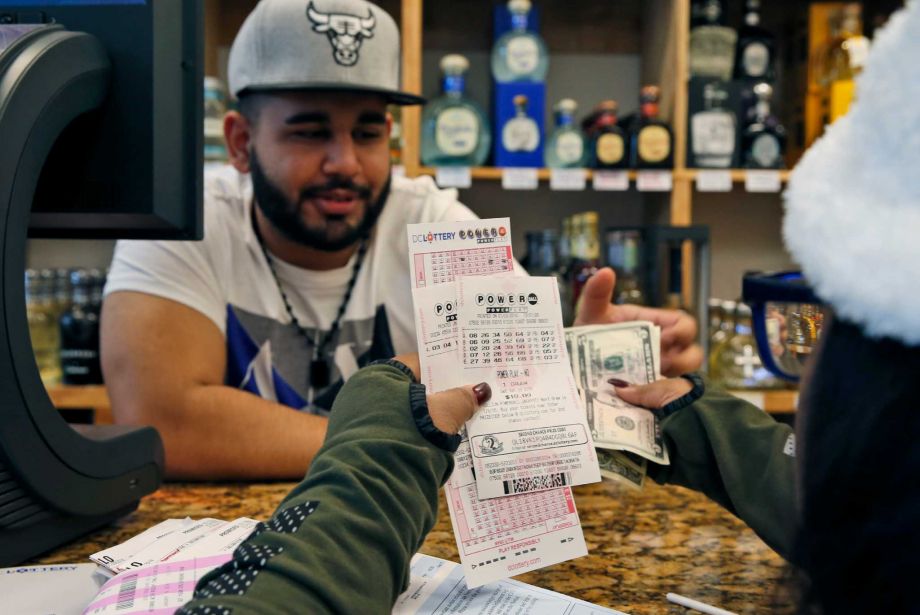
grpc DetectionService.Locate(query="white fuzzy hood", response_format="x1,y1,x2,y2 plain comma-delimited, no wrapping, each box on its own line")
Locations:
782,0,920,346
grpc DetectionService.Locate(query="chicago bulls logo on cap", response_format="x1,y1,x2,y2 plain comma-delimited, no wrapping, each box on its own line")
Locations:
307,1,376,67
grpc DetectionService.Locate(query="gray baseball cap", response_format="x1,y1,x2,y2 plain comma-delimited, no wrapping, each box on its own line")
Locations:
228,0,425,105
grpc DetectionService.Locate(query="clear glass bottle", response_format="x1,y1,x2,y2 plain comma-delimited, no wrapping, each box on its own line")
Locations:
545,99,586,168
587,101,628,169
742,83,786,169
691,81,737,168
630,85,674,169
59,269,103,385
203,76,228,163
709,302,784,389
609,230,645,306
421,54,491,167
689,0,737,80
707,297,724,343
501,94,541,153
491,0,549,83
733,0,775,82
25,269,62,386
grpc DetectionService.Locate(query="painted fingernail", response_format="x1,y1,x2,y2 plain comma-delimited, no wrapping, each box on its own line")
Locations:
607,378,630,388
473,383,492,404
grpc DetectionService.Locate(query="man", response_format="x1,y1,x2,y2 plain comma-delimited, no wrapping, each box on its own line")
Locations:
101,0,701,480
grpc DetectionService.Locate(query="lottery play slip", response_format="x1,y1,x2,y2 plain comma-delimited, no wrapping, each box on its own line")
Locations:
407,219,600,588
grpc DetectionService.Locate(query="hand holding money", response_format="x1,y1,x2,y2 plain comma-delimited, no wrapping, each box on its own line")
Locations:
574,268,704,376
610,377,694,410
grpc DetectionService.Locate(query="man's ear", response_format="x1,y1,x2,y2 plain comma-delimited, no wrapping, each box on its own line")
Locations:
224,110,252,173
385,109,394,139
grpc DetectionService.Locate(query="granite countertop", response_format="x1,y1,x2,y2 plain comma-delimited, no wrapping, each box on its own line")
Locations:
32,480,795,614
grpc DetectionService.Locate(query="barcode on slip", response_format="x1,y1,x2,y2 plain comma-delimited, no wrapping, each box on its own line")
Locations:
116,574,138,611
503,472,571,495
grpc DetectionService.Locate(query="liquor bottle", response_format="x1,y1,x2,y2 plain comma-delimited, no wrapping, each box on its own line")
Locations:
733,0,775,82
88,267,107,315
388,104,403,165
203,76,228,163
59,269,103,385
663,245,692,311
689,0,737,80
691,81,736,168
741,83,786,169
630,85,673,169
544,99,586,168
421,54,491,167
586,101,628,169
491,0,549,83
570,212,600,310
25,269,62,385
501,94,541,153
818,4,869,123
556,217,575,325
707,297,724,342
709,302,784,389
606,230,645,305
52,267,73,323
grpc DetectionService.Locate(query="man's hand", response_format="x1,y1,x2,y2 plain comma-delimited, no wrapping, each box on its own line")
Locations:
575,268,704,376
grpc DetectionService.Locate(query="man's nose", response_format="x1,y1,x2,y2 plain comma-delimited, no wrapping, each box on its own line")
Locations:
322,135,361,177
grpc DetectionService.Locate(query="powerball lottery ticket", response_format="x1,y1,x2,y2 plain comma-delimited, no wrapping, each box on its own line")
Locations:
456,275,600,500
408,220,588,588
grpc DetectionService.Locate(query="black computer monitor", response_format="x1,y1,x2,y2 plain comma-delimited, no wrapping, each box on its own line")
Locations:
5,0,203,239
0,0,202,564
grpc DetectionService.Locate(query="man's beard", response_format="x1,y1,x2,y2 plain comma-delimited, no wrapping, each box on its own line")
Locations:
249,149,390,252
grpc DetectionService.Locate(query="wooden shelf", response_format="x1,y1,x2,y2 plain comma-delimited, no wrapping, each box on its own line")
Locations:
727,389,799,414
677,169,793,183
416,167,641,182
46,385,112,424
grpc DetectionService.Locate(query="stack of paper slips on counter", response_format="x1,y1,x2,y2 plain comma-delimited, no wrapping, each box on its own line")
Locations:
565,321,670,491
79,517,628,615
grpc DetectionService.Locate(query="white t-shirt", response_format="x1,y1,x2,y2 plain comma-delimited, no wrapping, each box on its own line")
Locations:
105,166,478,414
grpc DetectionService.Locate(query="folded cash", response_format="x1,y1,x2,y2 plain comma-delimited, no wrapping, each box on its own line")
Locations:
597,449,647,490
567,322,670,465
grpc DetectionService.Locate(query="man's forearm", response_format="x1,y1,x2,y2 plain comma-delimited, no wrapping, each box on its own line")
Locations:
155,385,327,480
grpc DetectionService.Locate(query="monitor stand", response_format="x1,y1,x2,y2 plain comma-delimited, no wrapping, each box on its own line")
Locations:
0,24,163,566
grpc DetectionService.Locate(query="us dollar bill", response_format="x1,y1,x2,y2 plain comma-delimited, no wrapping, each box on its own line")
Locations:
597,448,647,490
567,322,670,465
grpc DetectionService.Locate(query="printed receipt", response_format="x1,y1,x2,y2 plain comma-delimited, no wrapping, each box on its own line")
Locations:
393,553,628,615
408,219,588,589
457,275,600,500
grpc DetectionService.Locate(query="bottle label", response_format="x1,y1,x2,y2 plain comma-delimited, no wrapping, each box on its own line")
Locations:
638,126,671,163
689,28,737,79
596,133,625,164
435,108,480,156
506,36,540,75
203,117,224,137
691,110,735,160
845,36,870,70
751,133,781,167
502,117,540,152
554,132,584,164
742,41,769,77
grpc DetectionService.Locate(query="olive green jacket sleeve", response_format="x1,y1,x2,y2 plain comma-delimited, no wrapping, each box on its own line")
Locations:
646,376,798,560
178,362,454,615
